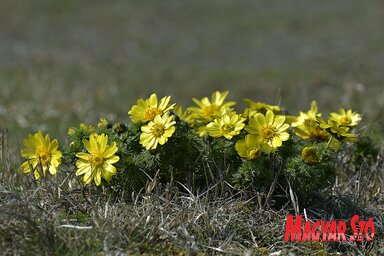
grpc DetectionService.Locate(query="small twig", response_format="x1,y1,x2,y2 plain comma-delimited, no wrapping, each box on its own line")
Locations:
262,164,281,209
288,180,299,215
57,225,93,230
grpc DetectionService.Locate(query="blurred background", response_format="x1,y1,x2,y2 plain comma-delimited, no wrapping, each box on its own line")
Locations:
1,0,384,150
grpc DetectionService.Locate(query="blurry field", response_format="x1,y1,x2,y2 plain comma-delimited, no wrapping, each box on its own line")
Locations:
1,0,384,148
1,1,384,254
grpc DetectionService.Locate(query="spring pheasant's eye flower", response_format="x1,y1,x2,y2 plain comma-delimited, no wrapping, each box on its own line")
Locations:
20,131,62,180
301,146,321,165
140,113,176,150
235,134,261,160
329,108,361,127
292,100,321,127
75,133,119,186
243,99,281,117
113,122,127,134
206,112,245,140
319,119,357,143
128,93,176,123
173,106,194,125
98,118,109,128
245,110,290,153
68,123,95,135
187,91,236,122
294,119,330,142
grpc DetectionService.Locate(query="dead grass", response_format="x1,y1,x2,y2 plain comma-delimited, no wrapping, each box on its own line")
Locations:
1,141,383,255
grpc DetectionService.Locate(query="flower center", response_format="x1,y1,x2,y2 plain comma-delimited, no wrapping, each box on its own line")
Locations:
152,123,165,137
222,124,232,133
36,148,51,166
144,107,162,121
310,130,329,141
203,105,219,116
260,126,275,140
90,151,104,167
340,116,351,124
307,124,329,141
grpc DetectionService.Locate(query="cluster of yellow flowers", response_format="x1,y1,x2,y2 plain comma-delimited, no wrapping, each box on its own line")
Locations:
21,131,119,186
20,91,361,186
292,101,360,150
128,94,176,150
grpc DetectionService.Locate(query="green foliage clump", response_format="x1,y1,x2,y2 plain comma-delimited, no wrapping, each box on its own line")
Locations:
352,136,379,167
18,91,369,206
285,142,336,198
232,156,276,192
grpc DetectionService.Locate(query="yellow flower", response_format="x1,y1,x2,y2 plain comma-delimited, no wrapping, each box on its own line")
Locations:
197,125,207,137
173,106,194,124
98,118,109,128
20,131,62,180
329,108,361,127
76,133,119,186
68,123,94,135
128,93,175,123
235,134,261,160
291,100,321,127
205,112,245,140
113,122,127,134
140,113,176,150
243,99,281,116
187,91,236,122
242,109,258,120
294,119,329,142
301,147,320,165
319,119,357,142
245,110,290,153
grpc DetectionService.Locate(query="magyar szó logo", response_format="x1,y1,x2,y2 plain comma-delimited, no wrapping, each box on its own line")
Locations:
284,214,375,242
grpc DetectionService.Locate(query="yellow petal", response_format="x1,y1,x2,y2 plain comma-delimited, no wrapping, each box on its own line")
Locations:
104,144,118,158
158,96,170,110
104,164,117,174
49,165,57,175
278,132,290,141
94,170,102,186
34,169,41,180
158,136,167,145
106,155,119,164
141,125,152,133
148,93,158,108
272,137,282,147
21,148,36,158
83,139,92,153
23,135,35,149
278,124,290,132
254,113,266,127
273,115,286,128
98,134,108,152
76,164,91,176
265,111,274,125
21,161,32,173
192,98,205,108
101,170,113,182
76,160,90,168
89,134,98,152
47,139,57,151
76,152,90,160
82,173,93,185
